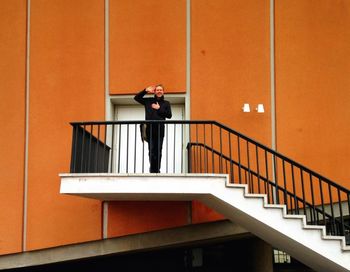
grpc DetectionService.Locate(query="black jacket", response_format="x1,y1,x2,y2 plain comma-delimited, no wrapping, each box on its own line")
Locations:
134,89,172,120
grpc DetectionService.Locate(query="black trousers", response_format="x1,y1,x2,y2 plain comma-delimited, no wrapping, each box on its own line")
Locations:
147,123,165,173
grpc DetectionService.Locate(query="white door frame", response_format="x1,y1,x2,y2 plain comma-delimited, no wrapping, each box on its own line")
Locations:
110,94,187,174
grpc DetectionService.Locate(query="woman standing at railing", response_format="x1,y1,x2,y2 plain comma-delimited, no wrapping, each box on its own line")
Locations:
134,85,172,173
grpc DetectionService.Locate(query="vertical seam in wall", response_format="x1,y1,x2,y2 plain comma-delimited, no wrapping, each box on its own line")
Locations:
103,0,110,239
186,0,191,121
186,0,192,224
270,0,276,151
270,0,277,203
23,0,31,252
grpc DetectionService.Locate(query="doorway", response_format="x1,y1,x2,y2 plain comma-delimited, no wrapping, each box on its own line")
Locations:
114,104,185,174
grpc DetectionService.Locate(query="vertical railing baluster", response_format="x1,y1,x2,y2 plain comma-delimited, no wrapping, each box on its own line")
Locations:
347,193,350,232
87,125,93,173
134,123,137,173
219,127,223,173
300,169,307,217
148,122,154,170
282,160,287,206
203,124,207,173
156,123,160,173
229,132,233,183
166,123,168,173
95,124,100,172
264,150,270,203
111,124,115,173
246,141,252,192
237,136,242,183
80,125,86,172
188,124,196,173
291,165,298,214
256,146,260,193
142,122,145,173
195,124,198,172
309,173,316,224
188,123,192,173
173,123,176,173
117,124,121,173
126,124,130,173
328,183,336,235
211,124,214,173
72,124,78,173
338,188,345,236
319,178,326,225
187,140,192,173
103,124,107,172
273,155,279,205
181,123,184,173
288,193,293,216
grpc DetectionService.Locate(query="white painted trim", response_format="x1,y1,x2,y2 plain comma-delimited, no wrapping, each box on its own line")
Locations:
103,0,110,239
270,0,276,151
186,0,191,121
269,0,278,203
23,0,31,253
105,0,111,121
110,93,186,106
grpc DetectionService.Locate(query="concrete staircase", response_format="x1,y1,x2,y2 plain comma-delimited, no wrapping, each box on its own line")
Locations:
60,173,350,272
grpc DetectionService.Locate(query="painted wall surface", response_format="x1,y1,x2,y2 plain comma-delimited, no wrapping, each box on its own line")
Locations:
191,0,271,144
190,0,271,222
108,201,189,237
275,0,350,187
0,0,26,255
0,0,349,256
108,0,188,235
26,0,104,250
109,0,186,94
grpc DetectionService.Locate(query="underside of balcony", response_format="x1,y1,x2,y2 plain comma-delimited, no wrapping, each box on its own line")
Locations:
60,173,350,272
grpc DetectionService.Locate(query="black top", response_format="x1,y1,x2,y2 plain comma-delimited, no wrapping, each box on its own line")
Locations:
134,89,172,120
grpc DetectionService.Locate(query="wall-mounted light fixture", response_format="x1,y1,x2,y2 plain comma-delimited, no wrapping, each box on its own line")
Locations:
256,104,265,113
242,103,250,112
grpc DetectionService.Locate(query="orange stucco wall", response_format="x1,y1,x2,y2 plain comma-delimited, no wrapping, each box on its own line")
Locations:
109,0,186,94
0,0,349,256
108,201,189,237
190,0,271,222
107,0,189,236
0,0,26,255
191,0,271,144
26,0,104,250
275,0,350,187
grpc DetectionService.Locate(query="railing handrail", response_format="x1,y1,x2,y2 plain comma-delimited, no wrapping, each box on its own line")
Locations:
189,142,350,227
211,121,350,193
71,120,349,194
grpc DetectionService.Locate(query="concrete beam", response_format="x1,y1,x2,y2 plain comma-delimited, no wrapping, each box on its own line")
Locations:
0,220,249,270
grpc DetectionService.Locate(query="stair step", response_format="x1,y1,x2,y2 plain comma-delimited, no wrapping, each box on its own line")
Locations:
342,245,350,251
264,204,285,209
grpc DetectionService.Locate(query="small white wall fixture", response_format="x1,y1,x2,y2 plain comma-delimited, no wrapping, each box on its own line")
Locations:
256,104,265,113
242,103,250,112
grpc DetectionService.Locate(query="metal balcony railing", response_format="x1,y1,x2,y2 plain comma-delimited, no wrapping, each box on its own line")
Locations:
69,120,350,243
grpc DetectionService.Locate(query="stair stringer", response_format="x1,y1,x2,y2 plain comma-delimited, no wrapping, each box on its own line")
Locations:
199,181,350,272
59,173,350,272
